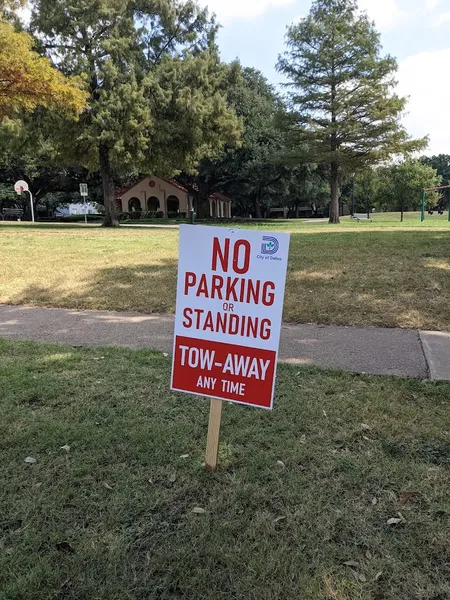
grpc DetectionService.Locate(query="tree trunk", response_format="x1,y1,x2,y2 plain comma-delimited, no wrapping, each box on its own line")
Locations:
99,143,119,228
254,192,262,220
329,162,340,224
401,206,404,222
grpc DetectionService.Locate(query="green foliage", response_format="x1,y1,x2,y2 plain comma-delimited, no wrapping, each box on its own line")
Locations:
0,151,102,219
183,63,312,218
374,160,440,219
277,0,428,223
420,154,450,186
29,0,241,226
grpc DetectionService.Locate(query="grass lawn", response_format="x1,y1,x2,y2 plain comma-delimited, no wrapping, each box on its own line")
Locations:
0,339,449,599
1,213,450,330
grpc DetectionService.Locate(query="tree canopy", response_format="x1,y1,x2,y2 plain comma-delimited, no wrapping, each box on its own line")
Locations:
374,160,440,220
420,154,450,186
0,20,86,120
277,0,427,224
29,0,241,226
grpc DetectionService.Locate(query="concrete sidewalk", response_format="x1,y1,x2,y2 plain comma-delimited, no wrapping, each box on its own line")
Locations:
0,304,449,381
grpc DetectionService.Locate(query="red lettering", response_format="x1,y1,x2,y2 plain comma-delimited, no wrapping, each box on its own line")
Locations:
233,240,251,275
246,280,261,304
217,312,228,333
226,278,239,302
261,319,271,340
194,309,204,329
204,311,214,331
184,272,197,295
212,238,230,272
196,274,209,298
246,318,258,338
229,314,239,335
211,275,224,300
262,282,275,307
183,308,193,328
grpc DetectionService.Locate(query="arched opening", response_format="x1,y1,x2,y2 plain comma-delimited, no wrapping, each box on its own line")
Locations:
128,197,142,212
167,195,179,217
148,196,159,212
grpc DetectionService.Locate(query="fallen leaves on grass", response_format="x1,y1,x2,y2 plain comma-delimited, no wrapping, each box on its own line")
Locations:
399,491,420,506
277,460,286,468
348,568,366,583
274,516,286,523
343,561,360,568
103,482,114,490
192,507,206,514
168,473,177,483
60,445,71,452
387,513,405,526
24,456,36,464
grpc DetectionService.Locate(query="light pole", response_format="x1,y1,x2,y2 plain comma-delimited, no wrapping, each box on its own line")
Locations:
14,180,34,222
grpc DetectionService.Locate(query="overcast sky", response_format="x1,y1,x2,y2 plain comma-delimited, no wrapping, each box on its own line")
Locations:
200,0,450,156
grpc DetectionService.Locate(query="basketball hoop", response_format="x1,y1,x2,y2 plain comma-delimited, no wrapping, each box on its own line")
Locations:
13,180,34,222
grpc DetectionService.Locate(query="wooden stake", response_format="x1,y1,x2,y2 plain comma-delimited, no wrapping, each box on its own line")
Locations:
205,399,223,470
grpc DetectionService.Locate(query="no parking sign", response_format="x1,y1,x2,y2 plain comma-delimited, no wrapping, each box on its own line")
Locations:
171,225,290,410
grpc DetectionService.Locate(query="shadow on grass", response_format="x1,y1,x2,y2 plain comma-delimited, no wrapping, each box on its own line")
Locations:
0,222,103,231
8,261,178,315
2,227,450,331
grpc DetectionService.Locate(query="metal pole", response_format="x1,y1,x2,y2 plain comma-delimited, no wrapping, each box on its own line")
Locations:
29,190,35,223
421,190,426,223
84,197,88,225
351,175,355,217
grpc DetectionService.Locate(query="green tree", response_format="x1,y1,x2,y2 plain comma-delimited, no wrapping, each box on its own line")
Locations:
183,64,291,218
30,0,241,226
375,160,440,221
346,169,379,215
0,150,100,219
420,154,450,186
277,0,427,224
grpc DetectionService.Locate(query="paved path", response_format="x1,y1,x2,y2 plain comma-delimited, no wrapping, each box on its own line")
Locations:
2,305,448,381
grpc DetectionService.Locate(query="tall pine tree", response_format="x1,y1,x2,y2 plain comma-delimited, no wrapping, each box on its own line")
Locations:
277,0,427,223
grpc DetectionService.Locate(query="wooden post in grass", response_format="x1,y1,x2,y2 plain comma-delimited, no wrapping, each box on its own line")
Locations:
171,226,290,471
205,399,223,470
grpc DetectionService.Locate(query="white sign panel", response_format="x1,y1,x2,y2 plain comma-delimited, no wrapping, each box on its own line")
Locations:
171,225,290,410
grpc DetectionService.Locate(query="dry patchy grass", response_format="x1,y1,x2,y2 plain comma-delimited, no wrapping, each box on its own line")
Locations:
1,220,449,330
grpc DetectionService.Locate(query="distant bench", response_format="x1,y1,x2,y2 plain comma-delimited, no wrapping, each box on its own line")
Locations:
352,213,372,222
2,208,24,221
